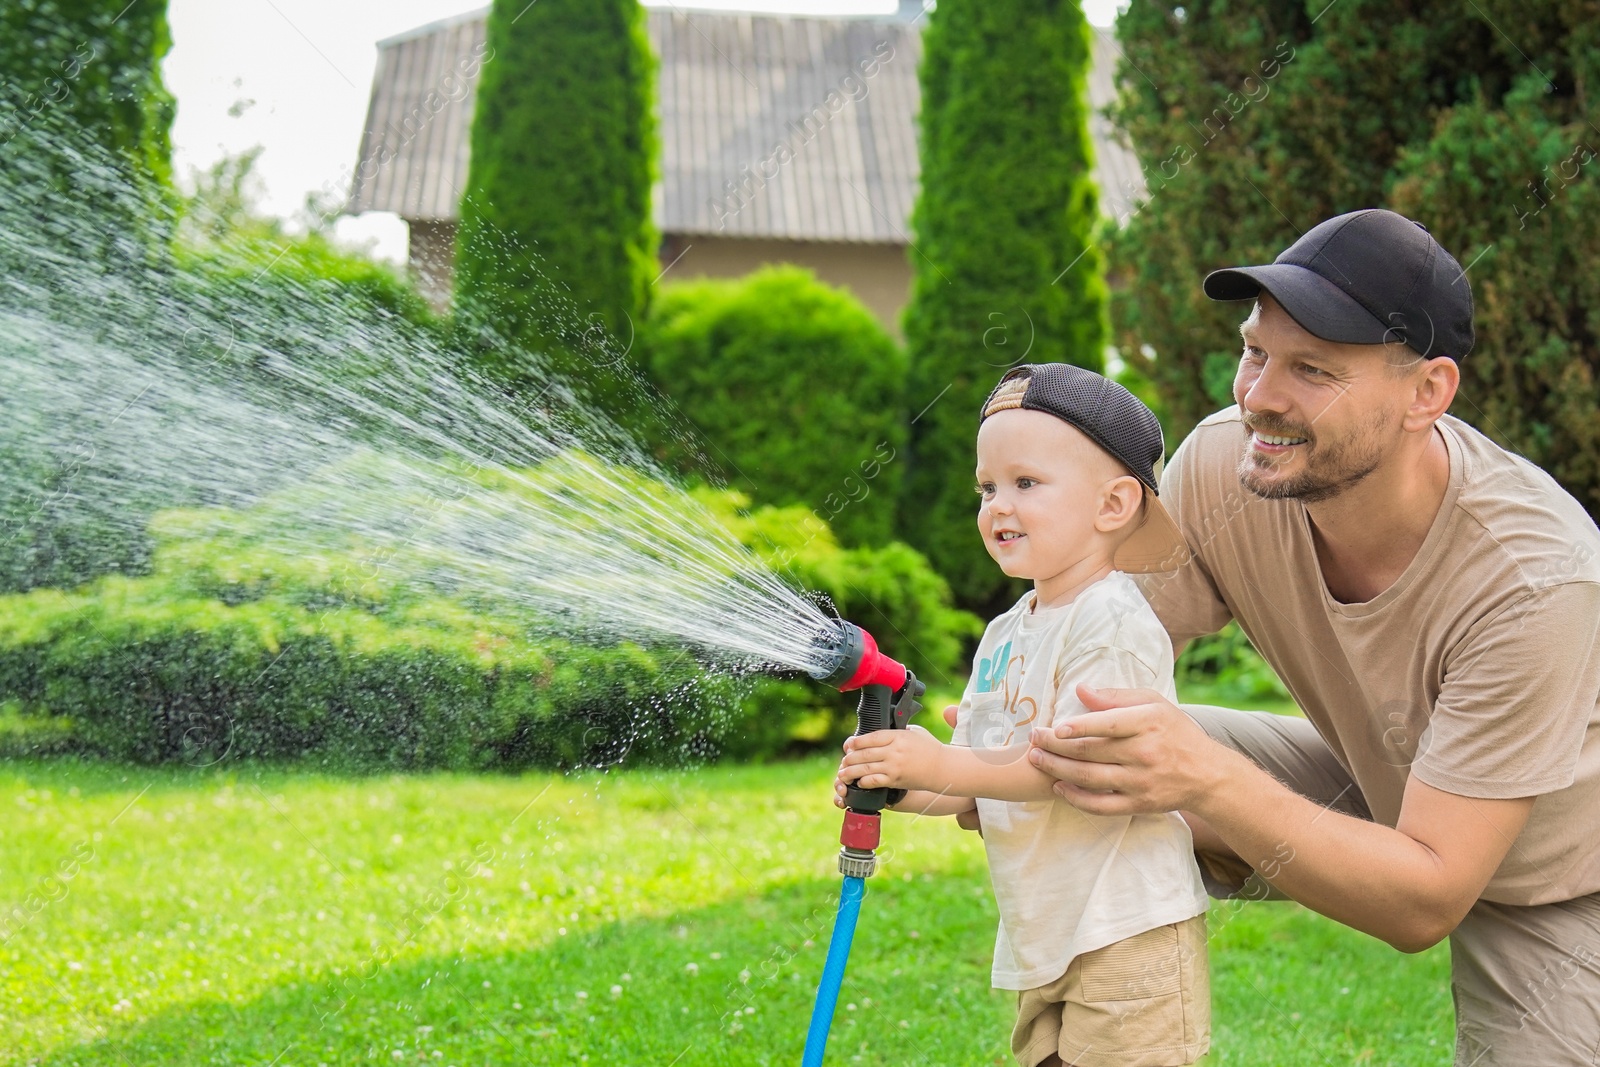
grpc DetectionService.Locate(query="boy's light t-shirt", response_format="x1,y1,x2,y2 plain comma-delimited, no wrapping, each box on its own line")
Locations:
951,570,1209,991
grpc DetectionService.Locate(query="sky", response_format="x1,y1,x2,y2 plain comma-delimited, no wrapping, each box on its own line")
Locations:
164,0,1125,265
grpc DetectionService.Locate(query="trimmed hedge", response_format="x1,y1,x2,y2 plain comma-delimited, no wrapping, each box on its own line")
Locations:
643,266,909,546
0,232,443,597
0,458,978,769
0,582,729,770
0,562,740,772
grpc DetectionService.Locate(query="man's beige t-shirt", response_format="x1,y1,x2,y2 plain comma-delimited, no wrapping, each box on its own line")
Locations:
1137,407,1600,906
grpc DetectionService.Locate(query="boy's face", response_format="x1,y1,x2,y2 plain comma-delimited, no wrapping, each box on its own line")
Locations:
975,409,1128,586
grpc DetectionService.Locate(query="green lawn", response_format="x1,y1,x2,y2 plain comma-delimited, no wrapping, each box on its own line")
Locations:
0,755,1452,1066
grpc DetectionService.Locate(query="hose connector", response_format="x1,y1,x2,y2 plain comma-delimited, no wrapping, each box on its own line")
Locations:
838,848,876,878
839,811,881,878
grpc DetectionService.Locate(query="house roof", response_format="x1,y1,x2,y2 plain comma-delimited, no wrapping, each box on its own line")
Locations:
345,6,1146,244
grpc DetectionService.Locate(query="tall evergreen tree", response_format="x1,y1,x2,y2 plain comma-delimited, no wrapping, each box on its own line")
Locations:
453,0,658,415
0,0,176,257
0,0,174,179
0,1,177,592
900,0,1110,611
1108,0,1598,517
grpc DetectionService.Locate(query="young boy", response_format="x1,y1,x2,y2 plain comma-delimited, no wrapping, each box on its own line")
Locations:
837,363,1210,1067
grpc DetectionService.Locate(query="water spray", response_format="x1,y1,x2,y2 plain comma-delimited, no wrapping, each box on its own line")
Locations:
800,619,924,1066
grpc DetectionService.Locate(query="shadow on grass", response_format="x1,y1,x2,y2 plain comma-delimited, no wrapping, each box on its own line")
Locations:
34,871,1011,1067
29,878,1455,1067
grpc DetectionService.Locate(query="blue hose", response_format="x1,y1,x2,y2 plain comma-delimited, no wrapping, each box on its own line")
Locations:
801,875,867,1066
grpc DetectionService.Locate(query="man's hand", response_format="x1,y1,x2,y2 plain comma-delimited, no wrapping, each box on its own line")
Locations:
1027,684,1225,815
1023,683,1541,952
840,725,948,792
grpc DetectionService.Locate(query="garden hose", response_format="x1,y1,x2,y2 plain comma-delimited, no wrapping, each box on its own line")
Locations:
801,875,865,1067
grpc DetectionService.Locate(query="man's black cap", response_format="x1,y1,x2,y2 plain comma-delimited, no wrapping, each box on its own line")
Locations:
1202,208,1475,361
980,363,1188,572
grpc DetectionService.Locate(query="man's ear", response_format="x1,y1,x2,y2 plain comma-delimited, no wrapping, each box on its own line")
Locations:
1096,475,1144,534
1405,355,1460,431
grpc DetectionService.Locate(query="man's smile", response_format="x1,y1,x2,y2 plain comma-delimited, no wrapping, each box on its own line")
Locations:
1244,419,1312,458
1250,430,1308,455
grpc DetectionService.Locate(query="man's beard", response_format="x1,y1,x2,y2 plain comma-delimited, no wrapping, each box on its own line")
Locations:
1237,410,1389,504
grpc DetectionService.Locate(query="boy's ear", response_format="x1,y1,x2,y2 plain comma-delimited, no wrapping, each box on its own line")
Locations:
1095,475,1144,534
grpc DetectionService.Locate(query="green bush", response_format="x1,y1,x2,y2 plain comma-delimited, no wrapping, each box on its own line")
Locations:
0,232,441,597
1175,621,1291,707
644,267,909,546
168,143,438,341
174,231,438,333
170,231,447,416
695,488,982,717
901,0,1110,611
0,454,979,768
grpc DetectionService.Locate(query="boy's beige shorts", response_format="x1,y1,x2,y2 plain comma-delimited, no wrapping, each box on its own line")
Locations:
1012,914,1211,1067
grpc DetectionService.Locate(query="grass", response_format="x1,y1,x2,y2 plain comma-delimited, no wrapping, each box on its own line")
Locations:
0,752,1456,1066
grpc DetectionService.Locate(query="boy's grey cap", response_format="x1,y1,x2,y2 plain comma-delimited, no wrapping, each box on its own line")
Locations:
981,363,1189,573
1202,208,1475,360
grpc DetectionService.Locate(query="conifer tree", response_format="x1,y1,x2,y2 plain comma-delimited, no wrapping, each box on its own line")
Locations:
454,0,658,416
901,0,1109,609
1108,0,1598,518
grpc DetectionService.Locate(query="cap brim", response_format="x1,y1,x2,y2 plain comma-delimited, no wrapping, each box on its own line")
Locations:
1113,495,1190,574
1202,263,1391,346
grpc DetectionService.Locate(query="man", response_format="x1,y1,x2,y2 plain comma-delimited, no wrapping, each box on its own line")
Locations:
1022,209,1600,1065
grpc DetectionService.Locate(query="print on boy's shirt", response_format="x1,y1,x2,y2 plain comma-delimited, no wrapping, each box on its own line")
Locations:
976,640,1011,693
971,638,1039,747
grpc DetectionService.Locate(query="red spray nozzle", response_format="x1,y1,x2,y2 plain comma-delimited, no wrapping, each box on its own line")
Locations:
814,618,926,840
809,620,907,693
836,626,906,693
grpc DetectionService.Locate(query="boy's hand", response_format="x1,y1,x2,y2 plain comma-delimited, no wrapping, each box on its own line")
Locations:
839,725,947,792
